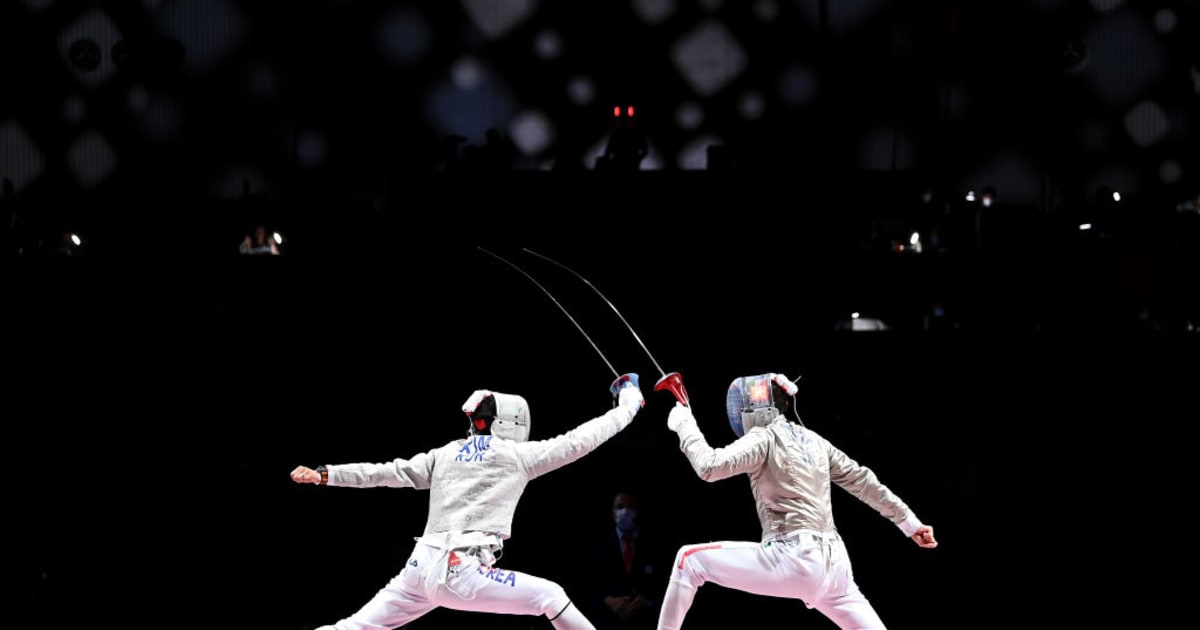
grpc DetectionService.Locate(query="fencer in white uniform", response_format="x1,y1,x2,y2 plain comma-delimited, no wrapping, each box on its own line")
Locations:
657,373,938,630
291,375,645,630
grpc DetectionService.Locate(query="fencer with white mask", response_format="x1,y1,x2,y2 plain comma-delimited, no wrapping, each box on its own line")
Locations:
657,372,938,630
290,374,646,630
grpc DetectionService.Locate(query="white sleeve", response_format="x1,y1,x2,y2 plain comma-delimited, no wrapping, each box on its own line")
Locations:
676,421,771,482
827,441,921,537
516,404,637,479
327,450,436,489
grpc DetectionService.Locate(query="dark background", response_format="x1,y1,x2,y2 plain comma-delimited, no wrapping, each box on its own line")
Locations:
5,2,1199,629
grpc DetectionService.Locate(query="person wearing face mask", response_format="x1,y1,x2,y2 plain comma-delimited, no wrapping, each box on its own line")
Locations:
578,488,669,630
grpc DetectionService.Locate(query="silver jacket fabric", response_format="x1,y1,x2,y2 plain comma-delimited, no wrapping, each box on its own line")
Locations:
327,404,638,547
672,410,923,542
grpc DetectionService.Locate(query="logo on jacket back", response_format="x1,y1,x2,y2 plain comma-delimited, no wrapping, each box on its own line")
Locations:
456,435,493,462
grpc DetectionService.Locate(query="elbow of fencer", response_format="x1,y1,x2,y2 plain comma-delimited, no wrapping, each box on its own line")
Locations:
694,464,720,482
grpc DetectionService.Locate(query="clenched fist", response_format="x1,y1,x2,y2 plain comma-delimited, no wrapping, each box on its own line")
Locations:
911,525,938,549
291,466,321,484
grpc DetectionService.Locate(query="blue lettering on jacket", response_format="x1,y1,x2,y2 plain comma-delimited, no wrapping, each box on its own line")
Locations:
456,435,493,462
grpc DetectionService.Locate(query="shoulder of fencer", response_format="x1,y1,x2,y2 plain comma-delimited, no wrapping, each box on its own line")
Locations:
793,422,825,440
434,438,483,453
748,417,789,434
518,407,629,442
513,433,557,447
753,418,810,440
741,428,770,442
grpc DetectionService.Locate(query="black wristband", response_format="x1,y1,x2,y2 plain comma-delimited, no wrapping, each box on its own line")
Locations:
316,466,329,485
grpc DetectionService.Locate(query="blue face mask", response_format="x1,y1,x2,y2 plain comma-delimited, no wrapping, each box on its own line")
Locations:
614,507,637,532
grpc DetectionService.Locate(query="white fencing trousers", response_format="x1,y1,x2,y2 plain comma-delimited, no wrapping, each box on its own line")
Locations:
656,531,886,630
317,540,594,630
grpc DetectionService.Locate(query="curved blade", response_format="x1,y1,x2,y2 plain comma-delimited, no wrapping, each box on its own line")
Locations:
478,247,619,378
521,248,667,378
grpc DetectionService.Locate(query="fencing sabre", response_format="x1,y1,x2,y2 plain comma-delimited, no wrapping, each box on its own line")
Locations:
520,248,690,406
477,247,639,397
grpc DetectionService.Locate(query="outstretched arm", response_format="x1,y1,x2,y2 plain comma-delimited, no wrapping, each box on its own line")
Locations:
666,403,769,481
826,440,935,543
518,377,643,479
289,452,436,489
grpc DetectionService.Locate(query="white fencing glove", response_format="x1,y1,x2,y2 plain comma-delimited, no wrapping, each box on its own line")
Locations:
770,373,799,396
667,402,695,432
462,389,493,415
618,384,645,410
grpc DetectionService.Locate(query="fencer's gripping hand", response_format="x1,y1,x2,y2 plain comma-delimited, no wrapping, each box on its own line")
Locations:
290,466,320,484
616,375,645,412
770,373,799,396
911,524,938,549
619,386,645,411
610,373,640,398
461,389,493,415
667,401,696,432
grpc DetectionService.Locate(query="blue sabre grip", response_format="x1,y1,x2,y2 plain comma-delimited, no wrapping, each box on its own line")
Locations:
610,373,640,397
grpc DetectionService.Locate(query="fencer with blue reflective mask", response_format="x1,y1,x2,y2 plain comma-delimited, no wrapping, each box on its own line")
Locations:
290,374,646,630
657,373,938,630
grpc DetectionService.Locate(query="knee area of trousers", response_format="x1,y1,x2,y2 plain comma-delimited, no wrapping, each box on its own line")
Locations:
671,546,708,584
539,582,572,618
